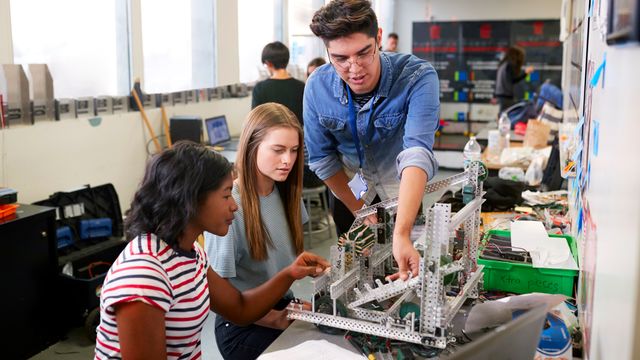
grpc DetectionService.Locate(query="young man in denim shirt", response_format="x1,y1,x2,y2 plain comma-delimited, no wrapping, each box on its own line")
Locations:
304,0,439,281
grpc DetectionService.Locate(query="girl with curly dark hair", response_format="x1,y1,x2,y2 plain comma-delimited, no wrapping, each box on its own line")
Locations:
94,141,328,359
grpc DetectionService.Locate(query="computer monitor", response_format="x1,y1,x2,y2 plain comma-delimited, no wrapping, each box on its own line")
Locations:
443,305,548,360
205,115,231,146
170,116,202,144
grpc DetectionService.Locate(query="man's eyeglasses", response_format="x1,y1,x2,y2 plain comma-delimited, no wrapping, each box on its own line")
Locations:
329,44,377,71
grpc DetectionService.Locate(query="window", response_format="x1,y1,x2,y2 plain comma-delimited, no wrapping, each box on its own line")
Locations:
237,0,284,83
10,0,129,98
288,0,326,78
141,0,216,93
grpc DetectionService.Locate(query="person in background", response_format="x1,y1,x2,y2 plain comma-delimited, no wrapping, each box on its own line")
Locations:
304,0,440,281
205,103,310,360
304,57,329,188
252,41,305,126
252,42,320,189
306,57,327,78
385,32,399,52
494,45,534,113
94,141,328,360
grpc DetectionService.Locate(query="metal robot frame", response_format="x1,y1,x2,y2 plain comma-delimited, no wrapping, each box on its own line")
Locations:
287,162,486,349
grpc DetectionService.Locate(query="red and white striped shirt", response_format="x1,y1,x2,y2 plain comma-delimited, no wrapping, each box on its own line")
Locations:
95,233,210,360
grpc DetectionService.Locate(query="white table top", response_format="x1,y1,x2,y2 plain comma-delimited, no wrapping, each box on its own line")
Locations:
259,320,364,359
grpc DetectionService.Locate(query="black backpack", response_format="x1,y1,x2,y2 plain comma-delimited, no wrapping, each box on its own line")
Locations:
437,177,525,212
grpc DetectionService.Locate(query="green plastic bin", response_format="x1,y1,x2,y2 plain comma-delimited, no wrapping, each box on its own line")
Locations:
478,229,579,297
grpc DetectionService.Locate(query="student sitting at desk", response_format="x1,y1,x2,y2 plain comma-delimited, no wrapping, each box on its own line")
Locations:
94,141,328,360
205,103,310,360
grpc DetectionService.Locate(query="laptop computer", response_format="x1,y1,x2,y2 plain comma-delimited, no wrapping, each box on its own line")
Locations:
443,304,548,360
205,115,239,150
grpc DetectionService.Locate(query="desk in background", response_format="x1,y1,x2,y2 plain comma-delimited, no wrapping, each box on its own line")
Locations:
475,124,555,146
481,211,515,232
208,146,237,163
481,142,525,171
480,140,552,182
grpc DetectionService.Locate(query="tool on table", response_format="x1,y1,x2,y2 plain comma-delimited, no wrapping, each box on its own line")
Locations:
480,234,532,264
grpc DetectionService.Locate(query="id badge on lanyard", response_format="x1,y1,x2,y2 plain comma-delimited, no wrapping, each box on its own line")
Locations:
346,87,372,201
348,169,368,200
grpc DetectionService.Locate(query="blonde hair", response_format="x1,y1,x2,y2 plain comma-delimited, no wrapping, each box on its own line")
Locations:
236,103,305,260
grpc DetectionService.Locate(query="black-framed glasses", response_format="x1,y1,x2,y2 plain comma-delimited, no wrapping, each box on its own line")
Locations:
328,43,377,71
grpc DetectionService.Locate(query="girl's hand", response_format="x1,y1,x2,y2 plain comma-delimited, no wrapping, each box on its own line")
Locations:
287,252,330,280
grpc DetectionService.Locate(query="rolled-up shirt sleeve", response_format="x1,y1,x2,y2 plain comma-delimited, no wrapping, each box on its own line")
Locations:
304,80,343,181
397,65,440,181
396,147,438,181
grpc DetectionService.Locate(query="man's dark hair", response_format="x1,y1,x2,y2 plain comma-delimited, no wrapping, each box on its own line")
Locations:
307,57,327,69
388,32,398,40
307,57,327,77
261,41,290,69
310,0,378,42
124,141,234,246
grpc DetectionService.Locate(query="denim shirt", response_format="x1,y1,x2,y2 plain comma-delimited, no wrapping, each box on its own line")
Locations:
303,52,440,203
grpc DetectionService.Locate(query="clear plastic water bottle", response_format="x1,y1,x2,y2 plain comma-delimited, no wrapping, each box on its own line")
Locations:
498,111,511,136
498,112,511,152
463,136,482,168
462,136,482,204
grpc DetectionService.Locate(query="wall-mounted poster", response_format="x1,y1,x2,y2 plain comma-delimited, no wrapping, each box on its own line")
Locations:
607,0,640,44
413,20,562,104
412,22,463,102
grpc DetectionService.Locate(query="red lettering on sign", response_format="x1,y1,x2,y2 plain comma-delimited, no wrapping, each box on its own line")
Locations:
480,24,492,39
430,25,441,40
534,21,544,35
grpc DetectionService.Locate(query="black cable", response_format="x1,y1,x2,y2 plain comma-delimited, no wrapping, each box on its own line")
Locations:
461,329,473,342
408,344,441,358
146,134,167,155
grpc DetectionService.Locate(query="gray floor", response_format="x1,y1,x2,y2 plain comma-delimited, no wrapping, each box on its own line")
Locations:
30,170,457,360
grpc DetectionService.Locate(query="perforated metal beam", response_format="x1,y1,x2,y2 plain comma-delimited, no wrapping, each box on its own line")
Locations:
370,243,393,268
312,272,331,293
330,266,360,300
286,309,448,348
384,290,415,318
445,265,484,324
351,308,387,323
352,167,485,223
448,195,486,232
348,276,422,309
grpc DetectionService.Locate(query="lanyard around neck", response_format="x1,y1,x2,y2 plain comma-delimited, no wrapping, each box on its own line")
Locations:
347,88,376,169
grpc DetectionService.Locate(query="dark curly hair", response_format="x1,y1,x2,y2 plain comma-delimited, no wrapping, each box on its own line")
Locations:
124,141,234,246
310,0,378,43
